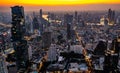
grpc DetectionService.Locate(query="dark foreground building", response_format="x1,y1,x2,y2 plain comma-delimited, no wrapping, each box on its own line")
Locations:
11,6,29,72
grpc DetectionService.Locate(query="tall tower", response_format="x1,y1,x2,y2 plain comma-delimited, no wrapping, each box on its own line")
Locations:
74,11,78,23
108,9,115,24
64,13,73,25
64,14,73,40
42,32,52,48
39,9,44,34
108,9,112,21
11,6,29,72
33,17,39,30
40,9,42,19
67,23,71,40
11,6,25,41
104,37,120,72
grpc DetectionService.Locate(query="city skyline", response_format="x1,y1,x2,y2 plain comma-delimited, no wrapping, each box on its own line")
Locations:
0,4,120,73
0,4,120,12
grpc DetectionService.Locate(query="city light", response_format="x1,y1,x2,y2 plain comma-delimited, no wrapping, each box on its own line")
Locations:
0,0,120,72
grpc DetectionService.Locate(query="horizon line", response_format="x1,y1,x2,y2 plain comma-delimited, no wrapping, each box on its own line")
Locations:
0,4,120,12
0,3,120,7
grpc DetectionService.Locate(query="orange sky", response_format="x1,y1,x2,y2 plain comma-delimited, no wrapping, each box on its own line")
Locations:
0,0,120,12
0,0,120,6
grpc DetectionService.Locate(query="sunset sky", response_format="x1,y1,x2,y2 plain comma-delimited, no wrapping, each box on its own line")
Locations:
0,0,120,12
1,0,120,6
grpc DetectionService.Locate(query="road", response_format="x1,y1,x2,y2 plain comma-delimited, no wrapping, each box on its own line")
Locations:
75,30,93,73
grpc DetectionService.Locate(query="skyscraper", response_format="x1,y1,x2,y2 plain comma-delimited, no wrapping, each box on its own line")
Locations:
11,6,26,41
104,53,111,73
64,13,73,25
108,8,115,24
40,9,42,19
75,11,78,20
0,34,5,51
42,32,52,48
111,37,120,54
104,37,120,73
116,16,120,24
0,52,8,73
64,14,73,40
67,23,71,40
33,17,40,30
13,40,29,72
100,17,108,26
11,6,29,72
74,11,78,24
39,9,44,34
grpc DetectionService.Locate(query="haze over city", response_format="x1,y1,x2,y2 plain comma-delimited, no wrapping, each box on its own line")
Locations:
0,0,120,12
0,0,120,73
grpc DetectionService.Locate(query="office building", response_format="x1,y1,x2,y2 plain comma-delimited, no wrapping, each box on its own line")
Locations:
116,16,120,25
13,40,29,72
104,37,120,73
111,37,120,54
108,9,115,24
39,9,44,34
64,13,73,25
104,53,111,73
42,32,52,48
25,15,34,34
33,17,40,31
11,6,29,72
11,6,26,41
0,34,5,51
75,11,78,20
0,47,8,73
100,17,108,26
40,9,42,19
74,11,78,25
67,23,71,40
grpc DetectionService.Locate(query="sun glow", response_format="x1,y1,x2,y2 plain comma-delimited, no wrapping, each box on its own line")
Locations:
0,0,120,6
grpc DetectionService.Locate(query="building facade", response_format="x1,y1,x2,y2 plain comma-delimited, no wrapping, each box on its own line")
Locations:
11,6,29,72
0,50,8,73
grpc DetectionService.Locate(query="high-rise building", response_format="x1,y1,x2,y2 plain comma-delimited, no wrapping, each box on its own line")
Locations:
39,9,44,34
77,15,85,27
13,40,29,72
11,6,29,72
74,11,78,24
0,34,5,51
42,32,52,48
64,14,73,40
100,17,108,26
0,52,8,73
104,37,120,72
116,16,120,25
111,37,120,54
108,9,115,24
47,44,57,61
75,11,78,20
104,53,111,73
11,6,25,41
25,15,34,33
108,9,112,20
0,36,8,73
33,17,40,30
67,23,71,40
40,9,42,19
64,13,73,25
